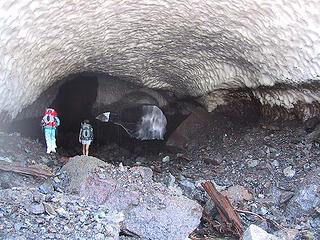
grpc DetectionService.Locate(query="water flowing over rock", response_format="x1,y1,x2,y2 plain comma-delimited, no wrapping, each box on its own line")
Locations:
97,105,167,140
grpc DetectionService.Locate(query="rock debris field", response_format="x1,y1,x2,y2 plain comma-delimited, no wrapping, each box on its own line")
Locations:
0,115,320,239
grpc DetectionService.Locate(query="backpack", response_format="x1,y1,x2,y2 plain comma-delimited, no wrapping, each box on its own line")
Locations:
80,123,93,141
42,109,57,128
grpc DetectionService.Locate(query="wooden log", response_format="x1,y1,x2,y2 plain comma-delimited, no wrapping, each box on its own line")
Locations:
0,162,53,178
202,181,244,237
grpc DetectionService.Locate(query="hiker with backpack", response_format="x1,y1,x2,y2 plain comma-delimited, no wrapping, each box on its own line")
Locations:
79,119,94,156
41,108,60,154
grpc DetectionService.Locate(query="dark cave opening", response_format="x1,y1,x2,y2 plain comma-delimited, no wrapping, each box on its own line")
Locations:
50,74,98,150
7,73,191,156
7,72,267,158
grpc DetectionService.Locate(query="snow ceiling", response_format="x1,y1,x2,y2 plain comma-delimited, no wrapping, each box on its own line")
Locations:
0,0,320,120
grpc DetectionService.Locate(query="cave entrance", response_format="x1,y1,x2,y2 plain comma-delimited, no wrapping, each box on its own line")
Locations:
50,74,98,151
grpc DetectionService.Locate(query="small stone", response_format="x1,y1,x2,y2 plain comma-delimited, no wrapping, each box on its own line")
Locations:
260,207,268,216
79,215,86,222
275,228,299,240
95,223,103,231
272,160,279,167
53,177,60,183
56,207,68,218
162,156,170,163
119,162,126,171
283,166,295,178
97,173,106,179
94,210,107,222
63,225,71,232
30,203,45,215
0,156,12,163
222,185,253,204
247,160,259,168
96,233,105,240
43,202,56,216
301,231,314,240
39,181,54,194
279,191,294,204
33,192,45,203
14,223,23,231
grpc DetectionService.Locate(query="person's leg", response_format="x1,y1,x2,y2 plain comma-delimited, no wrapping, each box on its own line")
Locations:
82,144,86,155
85,144,90,156
52,129,57,152
51,129,56,153
44,129,51,153
48,129,55,153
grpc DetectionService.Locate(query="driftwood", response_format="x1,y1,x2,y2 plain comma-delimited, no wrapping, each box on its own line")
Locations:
202,181,244,237
0,162,53,178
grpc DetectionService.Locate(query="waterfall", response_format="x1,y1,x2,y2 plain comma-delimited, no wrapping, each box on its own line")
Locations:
135,105,167,140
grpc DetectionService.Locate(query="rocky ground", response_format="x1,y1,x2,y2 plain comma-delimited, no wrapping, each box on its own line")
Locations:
0,113,320,239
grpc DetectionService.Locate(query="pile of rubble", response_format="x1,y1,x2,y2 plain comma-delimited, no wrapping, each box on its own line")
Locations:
1,110,320,239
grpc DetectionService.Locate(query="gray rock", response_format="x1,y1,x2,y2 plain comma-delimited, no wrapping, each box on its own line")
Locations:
279,191,294,205
162,156,170,163
62,156,202,240
243,224,280,240
248,160,259,168
38,181,54,194
283,166,295,178
14,222,23,231
271,160,279,168
286,184,320,217
0,156,12,163
159,172,176,188
29,203,45,215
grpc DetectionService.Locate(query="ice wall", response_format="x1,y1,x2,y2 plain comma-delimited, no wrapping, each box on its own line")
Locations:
0,0,320,120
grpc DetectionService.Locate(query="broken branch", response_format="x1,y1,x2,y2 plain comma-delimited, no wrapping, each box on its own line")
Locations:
0,162,53,178
201,181,244,237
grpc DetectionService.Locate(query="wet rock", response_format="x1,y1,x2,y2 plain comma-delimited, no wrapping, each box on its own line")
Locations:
243,224,280,240
286,167,320,218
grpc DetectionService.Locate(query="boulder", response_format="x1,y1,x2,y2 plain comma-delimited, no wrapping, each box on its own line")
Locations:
243,225,280,240
60,156,203,240
286,167,320,217
166,107,211,150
